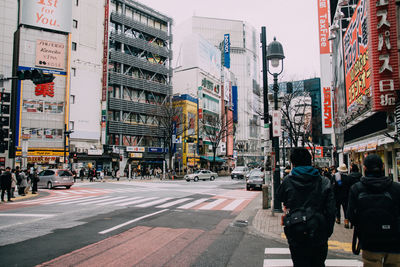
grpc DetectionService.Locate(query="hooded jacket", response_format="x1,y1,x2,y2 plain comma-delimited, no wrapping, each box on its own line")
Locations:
347,175,400,253
277,166,336,245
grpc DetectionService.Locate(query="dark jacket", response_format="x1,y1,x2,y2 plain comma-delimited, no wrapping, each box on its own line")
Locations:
347,176,400,253
277,166,336,246
347,172,361,186
0,171,12,189
333,172,353,201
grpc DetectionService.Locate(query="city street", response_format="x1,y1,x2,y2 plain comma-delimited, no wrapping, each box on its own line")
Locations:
0,176,361,267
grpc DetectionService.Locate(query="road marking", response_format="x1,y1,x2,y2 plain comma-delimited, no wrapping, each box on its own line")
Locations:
57,196,109,205
156,198,193,208
199,199,226,210
0,213,55,217
77,196,124,205
178,198,208,209
135,198,172,208
264,247,362,267
94,197,141,205
98,209,169,234
116,197,158,206
221,199,246,210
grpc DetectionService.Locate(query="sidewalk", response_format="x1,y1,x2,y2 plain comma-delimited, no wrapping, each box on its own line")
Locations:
251,194,359,257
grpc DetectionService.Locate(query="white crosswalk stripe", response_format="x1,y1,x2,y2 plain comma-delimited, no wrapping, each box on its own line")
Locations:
178,198,208,209
117,197,159,206
94,197,141,205
199,199,226,210
264,247,362,267
135,198,172,208
156,197,193,208
76,196,117,205
221,199,246,210
57,196,107,205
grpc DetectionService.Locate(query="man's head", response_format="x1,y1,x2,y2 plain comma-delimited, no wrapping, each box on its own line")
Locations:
364,154,384,177
5,167,10,171
290,147,312,167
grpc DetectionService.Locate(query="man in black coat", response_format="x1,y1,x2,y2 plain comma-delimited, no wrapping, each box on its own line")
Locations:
278,148,335,267
1,167,13,202
347,154,400,266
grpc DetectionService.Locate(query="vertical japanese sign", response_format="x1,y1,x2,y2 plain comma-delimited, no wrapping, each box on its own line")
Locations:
272,110,281,137
224,34,230,69
343,0,370,111
20,0,72,33
368,0,399,111
317,0,333,134
102,0,110,102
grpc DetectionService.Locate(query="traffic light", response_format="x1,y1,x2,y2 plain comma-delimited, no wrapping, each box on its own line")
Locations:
0,127,7,153
17,69,55,85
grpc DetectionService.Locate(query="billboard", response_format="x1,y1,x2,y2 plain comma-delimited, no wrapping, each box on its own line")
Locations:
35,40,66,70
317,0,333,134
368,0,399,111
343,0,371,111
232,86,238,123
20,0,72,33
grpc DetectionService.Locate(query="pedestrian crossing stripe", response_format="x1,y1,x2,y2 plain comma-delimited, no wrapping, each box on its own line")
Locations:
10,195,250,211
264,247,362,267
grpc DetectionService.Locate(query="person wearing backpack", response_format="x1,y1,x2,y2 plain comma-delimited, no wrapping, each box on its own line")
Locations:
347,154,400,266
278,147,335,267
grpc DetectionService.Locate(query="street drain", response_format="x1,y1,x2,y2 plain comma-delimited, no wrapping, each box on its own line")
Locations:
233,220,248,227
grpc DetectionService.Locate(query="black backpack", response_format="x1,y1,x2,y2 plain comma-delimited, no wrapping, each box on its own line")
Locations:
283,178,326,243
354,183,400,248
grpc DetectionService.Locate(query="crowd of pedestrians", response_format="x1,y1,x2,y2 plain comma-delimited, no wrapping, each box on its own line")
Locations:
0,166,40,203
278,147,400,267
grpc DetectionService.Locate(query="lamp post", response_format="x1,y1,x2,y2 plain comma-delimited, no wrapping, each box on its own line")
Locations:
266,37,285,213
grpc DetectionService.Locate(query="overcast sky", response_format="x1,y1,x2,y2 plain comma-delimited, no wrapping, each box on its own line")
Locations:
138,0,321,82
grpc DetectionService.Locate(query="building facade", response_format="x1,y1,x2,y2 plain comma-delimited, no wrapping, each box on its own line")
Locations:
105,0,173,173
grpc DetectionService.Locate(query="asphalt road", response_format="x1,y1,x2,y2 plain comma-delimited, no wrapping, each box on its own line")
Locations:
0,177,362,267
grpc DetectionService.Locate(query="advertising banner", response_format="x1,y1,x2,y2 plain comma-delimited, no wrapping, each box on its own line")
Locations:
317,0,333,134
224,34,230,69
20,0,72,33
368,0,399,111
36,40,66,70
343,0,371,111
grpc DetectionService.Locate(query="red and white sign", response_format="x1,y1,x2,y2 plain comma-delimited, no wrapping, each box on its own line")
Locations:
102,0,110,102
272,110,281,137
35,82,55,97
317,0,333,134
369,0,399,111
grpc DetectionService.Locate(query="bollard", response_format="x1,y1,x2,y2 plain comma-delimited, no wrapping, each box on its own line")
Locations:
262,184,270,209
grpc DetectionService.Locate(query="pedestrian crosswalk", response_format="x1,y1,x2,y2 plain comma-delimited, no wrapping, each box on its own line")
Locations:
264,247,362,267
10,194,252,212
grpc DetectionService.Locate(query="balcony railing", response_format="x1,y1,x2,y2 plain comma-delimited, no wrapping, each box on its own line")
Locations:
108,121,165,137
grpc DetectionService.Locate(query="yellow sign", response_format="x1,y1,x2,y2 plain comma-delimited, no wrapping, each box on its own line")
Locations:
129,153,143,158
16,150,67,156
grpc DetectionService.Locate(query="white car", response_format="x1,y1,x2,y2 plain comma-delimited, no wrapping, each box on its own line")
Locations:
185,170,218,182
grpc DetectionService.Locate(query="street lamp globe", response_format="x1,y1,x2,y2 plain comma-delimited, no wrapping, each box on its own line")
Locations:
267,37,285,69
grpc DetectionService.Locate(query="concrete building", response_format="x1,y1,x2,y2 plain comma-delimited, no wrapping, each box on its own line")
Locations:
177,16,262,166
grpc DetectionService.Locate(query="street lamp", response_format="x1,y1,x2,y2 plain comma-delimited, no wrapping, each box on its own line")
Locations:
267,37,285,213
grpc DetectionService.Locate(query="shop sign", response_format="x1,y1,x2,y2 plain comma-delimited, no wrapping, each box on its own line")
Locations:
369,0,400,111
102,0,110,101
27,156,57,163
88,149,103,155
148,147,163,153
272,110,281,137
36,40,66,70
16,150,65,156
357,143,367,152
35,82,55,97
343,0,371,110
129,153,142,158
126,146,145,152
366,142,377,151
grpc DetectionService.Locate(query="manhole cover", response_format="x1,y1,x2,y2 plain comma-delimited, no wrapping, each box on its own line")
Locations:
233,220,248,227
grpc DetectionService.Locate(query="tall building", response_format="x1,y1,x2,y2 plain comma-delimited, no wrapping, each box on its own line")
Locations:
0,0,18,167
184,16,262,166
105,0,173,172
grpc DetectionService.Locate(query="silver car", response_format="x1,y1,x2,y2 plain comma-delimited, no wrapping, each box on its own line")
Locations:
185,170,218,182
37,169,74,189
246,170,265,190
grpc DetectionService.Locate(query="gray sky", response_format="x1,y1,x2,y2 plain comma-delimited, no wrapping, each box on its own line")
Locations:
139,0,321,82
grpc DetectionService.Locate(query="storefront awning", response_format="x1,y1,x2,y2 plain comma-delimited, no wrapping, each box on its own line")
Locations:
200,156,225,162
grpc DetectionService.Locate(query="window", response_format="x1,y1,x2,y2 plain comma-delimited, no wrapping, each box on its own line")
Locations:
72,42,77,51
75,0,78,6
71,67,76,76
70,95,75,104
69,121,75,130
73,19,78,29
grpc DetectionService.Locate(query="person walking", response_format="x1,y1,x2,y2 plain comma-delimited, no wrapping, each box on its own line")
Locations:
11,168,17,199
278,147,335,267
334,164,352,228
79,168,85,181
31,168,39,194
1,167,13,202
348,163,362,186
347,154,400,266
17,168,28,196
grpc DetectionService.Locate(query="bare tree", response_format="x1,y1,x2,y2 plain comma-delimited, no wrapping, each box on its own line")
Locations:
201,114,234,171
157,99,188,169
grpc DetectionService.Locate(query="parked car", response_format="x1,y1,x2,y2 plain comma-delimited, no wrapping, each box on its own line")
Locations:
37,169,74,189
231,166,249,179
185,170,218,182
246,169,265,190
